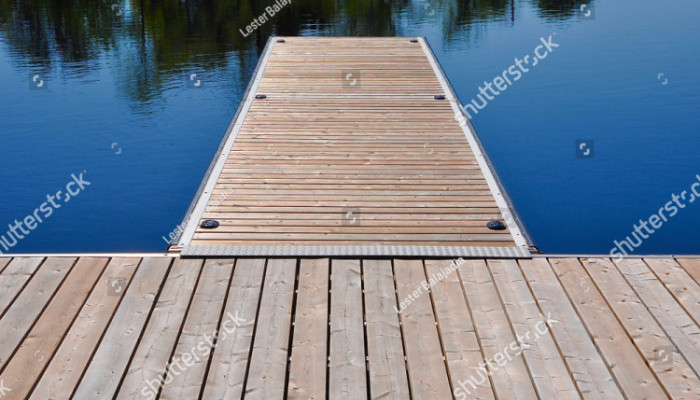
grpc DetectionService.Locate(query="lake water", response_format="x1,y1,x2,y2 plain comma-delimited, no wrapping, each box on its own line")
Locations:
1,0,698,254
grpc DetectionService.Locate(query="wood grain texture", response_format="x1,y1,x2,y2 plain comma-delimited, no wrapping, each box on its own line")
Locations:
244,258,296,400
203,258,266,400
518,259,623,399
645,258,700,326
394,259,452,399
329,259,367,400
0,257,75,370
31,258,140,400
0,257,108,398
615,258,700,376
287,258,329,400
363,259,410,400
72,258,172,400
677,259,700,285
487,259,580,399
458,259,539,400
159,259,233,400
116,258,203,400
580,258,700,399
2,254,698,400
550,258,669,400
0,257,44,316
425,259,496,400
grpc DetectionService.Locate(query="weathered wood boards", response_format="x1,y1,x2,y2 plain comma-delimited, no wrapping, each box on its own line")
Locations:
1,255,699,399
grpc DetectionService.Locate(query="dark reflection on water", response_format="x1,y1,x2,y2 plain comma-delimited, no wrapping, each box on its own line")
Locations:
1,0,698,254
0,0,585,106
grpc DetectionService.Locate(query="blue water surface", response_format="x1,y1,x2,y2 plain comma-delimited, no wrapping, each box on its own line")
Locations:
0,0,698,254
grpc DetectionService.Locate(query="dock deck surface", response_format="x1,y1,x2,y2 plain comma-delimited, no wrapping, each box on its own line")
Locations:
1,255,699,399
176,37,528,257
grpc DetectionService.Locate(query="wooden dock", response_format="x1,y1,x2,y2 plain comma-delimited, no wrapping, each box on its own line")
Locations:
1,255,699,399
175,37,530,257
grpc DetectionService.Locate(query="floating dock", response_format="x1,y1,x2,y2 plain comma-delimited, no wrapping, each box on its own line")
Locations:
175,37,531,258
0,256,699,399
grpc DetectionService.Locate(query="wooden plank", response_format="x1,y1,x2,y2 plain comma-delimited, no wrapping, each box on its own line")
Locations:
0,257,109,398
72,258,172,400
0,257,45,317
614,258,700,376
487,259,580,399
0,257,75,370
580,258,700,397
116,259,203,400
0,258,10,273
158,259,233,400
425,259,495,400
202,258,266,399
549,258,668,399
244,259,296,400
362,259,410,400
329,259,367,399
287,259,329,400
393,259,452,399
30,258,140,400
457,259,538,399
645,258,700,325
518,259,623,399
677,259,700,285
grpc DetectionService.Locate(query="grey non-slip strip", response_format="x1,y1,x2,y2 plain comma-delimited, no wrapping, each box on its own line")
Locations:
181,245,531,258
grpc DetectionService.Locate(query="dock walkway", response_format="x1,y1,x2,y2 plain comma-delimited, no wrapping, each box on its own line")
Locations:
1,256,699,399
175,37,529,258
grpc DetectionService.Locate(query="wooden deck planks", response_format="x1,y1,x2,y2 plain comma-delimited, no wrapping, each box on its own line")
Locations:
1,255,699,400
287,258,329,400
487,259,580,399
329,259,367,399
0,257,108,399
0,257,44,317
31,258,140,400
363,259,411,400
425,259,496,400
518,259,623,399
677,258,700,285
579,258,700,398
0,257,75,370
182,37,521,251
72,258,172,400
550,258,669,399
158,259,234,400
203,258,266,400
244,258,296,400
458,259,539,399
116,258,203,400
394,259,453,399
614,258,700,376
645,258,700,325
